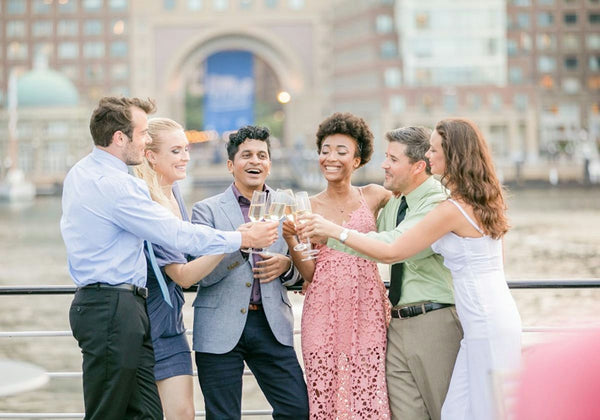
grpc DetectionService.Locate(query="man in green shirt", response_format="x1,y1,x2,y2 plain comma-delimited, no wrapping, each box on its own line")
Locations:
327,126,463,420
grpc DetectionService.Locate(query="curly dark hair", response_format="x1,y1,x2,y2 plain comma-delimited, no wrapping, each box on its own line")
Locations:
89,96,156,147
227,125,271,161
315,112,374,167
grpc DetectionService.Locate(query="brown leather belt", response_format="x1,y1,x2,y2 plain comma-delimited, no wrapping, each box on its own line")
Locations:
248,303,263,311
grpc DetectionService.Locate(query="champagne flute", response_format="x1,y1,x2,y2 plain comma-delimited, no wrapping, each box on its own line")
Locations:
242,190,266,254
293,191,319,261
265,190,287,222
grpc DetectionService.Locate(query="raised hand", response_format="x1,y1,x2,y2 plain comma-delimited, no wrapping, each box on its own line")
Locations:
297,213,341,244
239,221,279,249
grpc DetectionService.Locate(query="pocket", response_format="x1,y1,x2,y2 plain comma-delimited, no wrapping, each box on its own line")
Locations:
193,291,222,308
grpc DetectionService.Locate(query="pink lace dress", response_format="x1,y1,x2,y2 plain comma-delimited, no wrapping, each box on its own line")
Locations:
301,197,391,419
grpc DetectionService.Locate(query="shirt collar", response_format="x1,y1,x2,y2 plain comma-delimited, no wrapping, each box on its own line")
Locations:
91,147,128,173
231,183,270,205
404,176,438,209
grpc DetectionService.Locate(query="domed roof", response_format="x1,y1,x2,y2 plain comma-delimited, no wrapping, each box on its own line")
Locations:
17,68,79,107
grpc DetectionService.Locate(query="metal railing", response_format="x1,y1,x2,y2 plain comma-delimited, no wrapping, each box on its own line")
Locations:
1,279,599,419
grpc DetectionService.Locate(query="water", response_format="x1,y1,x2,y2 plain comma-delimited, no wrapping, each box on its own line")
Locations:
1,187,599,416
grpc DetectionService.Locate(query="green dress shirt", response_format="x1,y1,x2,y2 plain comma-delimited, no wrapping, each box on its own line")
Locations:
327,176,454,306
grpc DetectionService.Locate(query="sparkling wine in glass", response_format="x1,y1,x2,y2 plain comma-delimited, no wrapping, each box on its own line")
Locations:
242,190,266,254
293,192,319,260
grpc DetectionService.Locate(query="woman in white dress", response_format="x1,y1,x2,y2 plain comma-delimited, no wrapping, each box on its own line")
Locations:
298,117,522,420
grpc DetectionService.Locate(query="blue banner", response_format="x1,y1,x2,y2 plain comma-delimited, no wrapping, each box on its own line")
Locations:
203,51,254,135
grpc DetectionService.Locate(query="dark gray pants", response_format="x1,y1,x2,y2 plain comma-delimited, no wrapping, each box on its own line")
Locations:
70,287,162,420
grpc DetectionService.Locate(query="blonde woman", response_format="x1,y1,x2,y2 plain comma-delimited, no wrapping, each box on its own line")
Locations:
134,118,224,420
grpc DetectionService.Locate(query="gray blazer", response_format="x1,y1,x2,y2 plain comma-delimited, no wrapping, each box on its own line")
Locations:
190,185,300,354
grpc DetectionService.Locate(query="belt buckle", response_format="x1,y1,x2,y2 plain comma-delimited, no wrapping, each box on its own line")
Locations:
135,286,148,299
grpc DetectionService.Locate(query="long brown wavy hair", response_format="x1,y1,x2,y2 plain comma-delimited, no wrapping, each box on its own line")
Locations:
435,118,509,239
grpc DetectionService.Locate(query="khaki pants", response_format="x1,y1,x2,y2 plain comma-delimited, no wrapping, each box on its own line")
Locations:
386,306,463,420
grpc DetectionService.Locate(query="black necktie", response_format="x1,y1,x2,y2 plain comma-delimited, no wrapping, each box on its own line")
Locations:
389,196,408,306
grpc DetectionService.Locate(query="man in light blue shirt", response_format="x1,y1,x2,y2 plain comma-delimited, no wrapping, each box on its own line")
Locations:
61,96,278,420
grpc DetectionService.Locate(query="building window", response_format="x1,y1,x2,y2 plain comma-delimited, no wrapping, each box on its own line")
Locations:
380,41,397,59
415,12,430,29
84,0,103,11
33,0,52,14
587,34,600,49
58,0,77,13
376,15,394,34
507,39,518,56
538,0,555,4
164,0,176,9
509,66,523,84
7,42,28,60
520,33,532,51
288,0,304,9
109,0,128,10
536,34,556,50
517,13,530,29
489,93,503,111
6,21,26,38
112,19,126,35
265,0,277,7
84,20,103,35
514,93,528,112
443,93,457,112
466,93,482,110
564,56,578,70
384,68,402,87
7,0,26,14
540,75,554,88
85,64,104,82
537,12,554,27
415,69,432,85
590,56,600,71
188,0,203,9
110,41,128,57
510,0,531,5
240,0,253,9
562,78,580,93
562,34,579,50
538,56,556,72
58,20,79,36
34,42,53,58
213,0,227,10
58,42,78,59
33,21,53,37
589,76,600,89
590,14,600,24
111,63,129,80
84,42,105,58
564,13,577,24
389,95,406,113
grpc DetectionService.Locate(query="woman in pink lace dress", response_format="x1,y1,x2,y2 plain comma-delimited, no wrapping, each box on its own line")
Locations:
284,113,391,418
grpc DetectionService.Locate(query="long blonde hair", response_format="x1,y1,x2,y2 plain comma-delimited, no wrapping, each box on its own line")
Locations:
133,117,184,212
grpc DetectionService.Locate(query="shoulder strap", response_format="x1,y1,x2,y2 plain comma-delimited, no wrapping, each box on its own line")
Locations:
447,199,484,234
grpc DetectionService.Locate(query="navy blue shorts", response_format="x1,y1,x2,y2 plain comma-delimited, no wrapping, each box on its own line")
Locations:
154,349,193,381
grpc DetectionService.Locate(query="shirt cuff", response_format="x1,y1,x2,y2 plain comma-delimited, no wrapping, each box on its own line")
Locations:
223,231,242,253
280,258,294,281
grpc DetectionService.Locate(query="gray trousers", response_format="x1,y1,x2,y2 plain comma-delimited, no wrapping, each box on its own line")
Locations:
386,306,463,420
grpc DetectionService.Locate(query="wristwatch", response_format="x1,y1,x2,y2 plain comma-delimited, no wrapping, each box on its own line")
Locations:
339,228,351,244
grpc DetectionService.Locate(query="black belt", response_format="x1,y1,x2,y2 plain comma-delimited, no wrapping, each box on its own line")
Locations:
78,283,148,299
391,302,453,319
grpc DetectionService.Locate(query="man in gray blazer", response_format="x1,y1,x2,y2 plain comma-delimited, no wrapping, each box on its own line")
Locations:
191,126,309,419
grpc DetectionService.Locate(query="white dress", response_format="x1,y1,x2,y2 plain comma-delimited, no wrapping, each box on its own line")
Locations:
432,199,521,420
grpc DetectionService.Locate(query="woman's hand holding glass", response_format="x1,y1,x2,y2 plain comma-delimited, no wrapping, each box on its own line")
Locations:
293,191,319,261
296,213,342,245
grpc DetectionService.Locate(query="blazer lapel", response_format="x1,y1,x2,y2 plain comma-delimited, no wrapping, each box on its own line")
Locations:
219,186,245,229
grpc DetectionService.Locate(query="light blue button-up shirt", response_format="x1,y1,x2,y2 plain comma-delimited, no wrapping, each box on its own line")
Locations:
60,147,242,287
